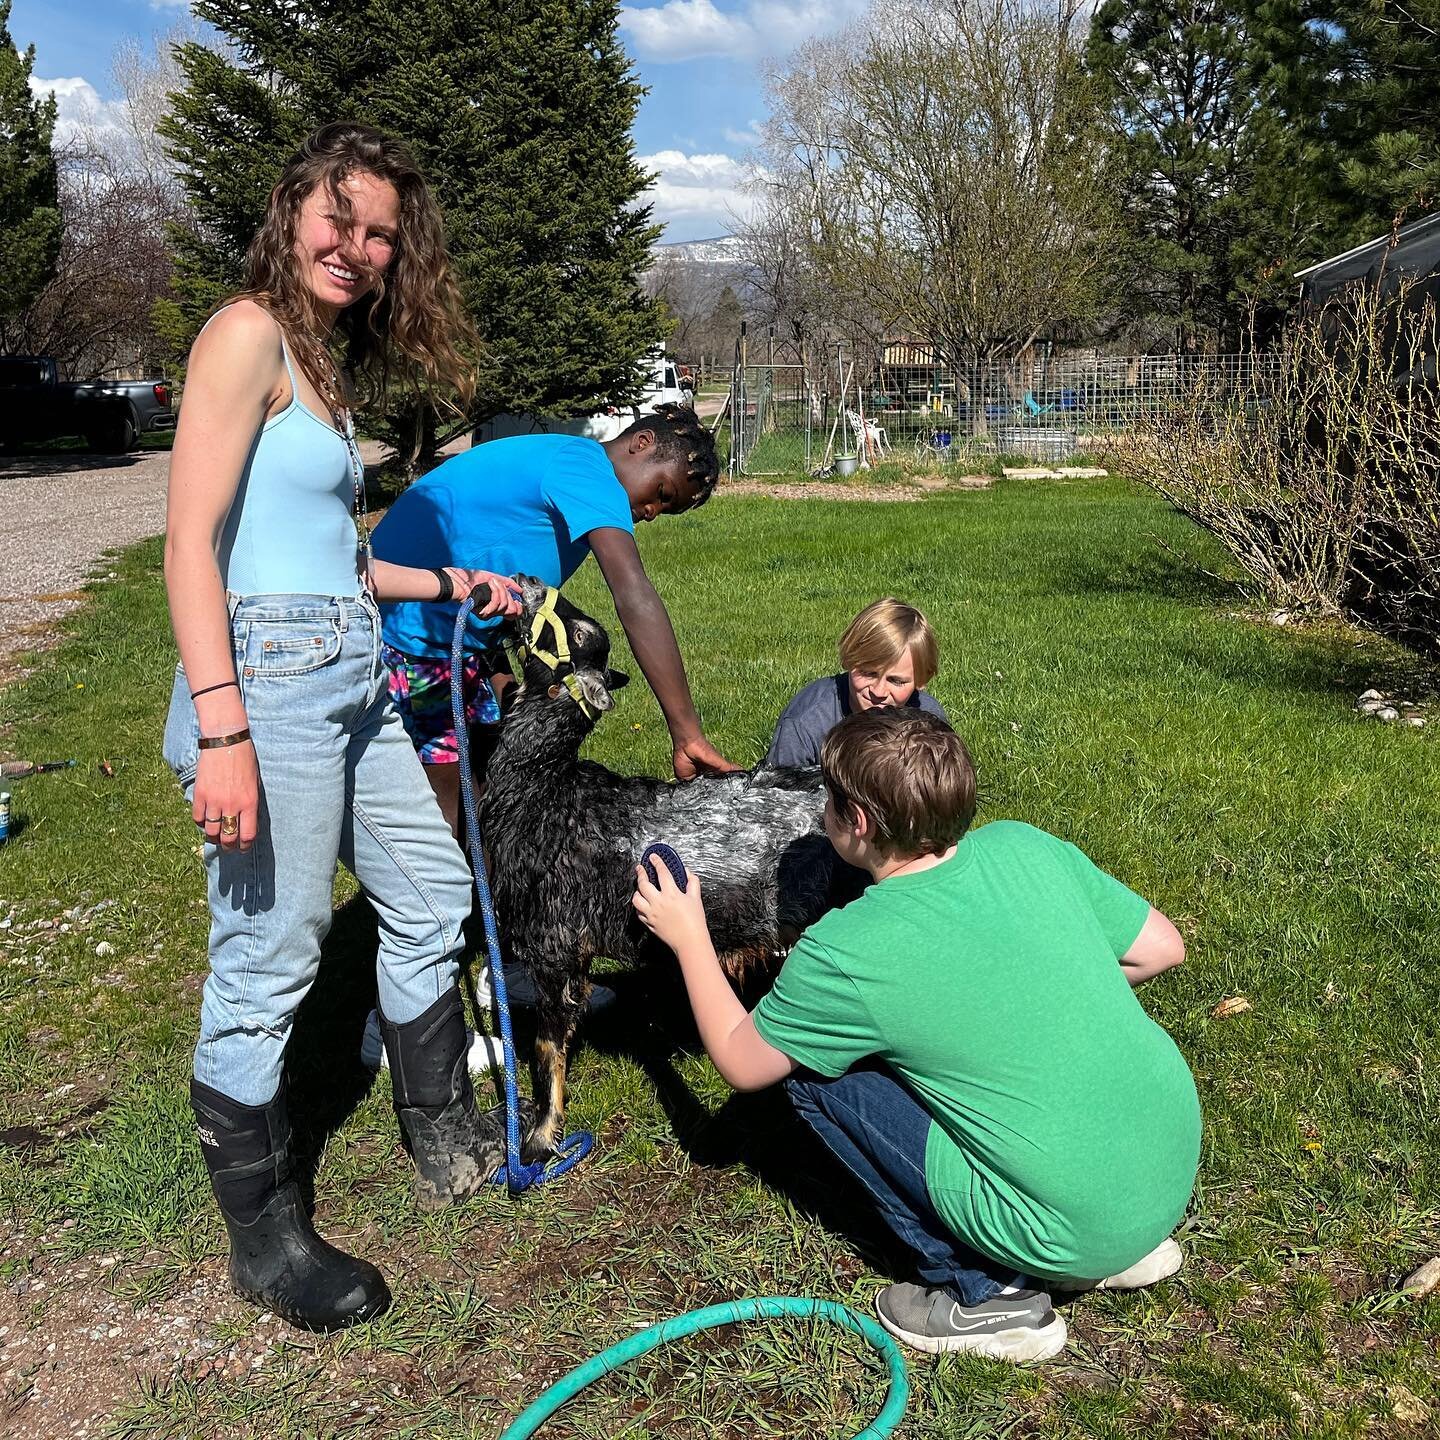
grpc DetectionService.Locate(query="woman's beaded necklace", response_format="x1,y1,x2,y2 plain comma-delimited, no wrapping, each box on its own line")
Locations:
302,332,372,582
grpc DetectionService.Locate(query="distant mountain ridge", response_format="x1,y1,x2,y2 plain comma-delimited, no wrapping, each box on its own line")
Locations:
652,235,744,267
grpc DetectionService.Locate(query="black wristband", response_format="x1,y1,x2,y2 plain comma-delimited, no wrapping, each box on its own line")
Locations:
433,568,455,602
190,680,239,701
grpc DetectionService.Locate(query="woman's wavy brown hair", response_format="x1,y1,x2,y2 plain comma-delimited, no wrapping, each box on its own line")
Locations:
230,122,476,413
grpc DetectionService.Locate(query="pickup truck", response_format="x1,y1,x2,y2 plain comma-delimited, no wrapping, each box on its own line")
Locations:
0,356,176,454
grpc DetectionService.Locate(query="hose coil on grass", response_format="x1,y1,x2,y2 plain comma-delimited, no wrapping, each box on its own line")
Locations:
499,1295,909,1439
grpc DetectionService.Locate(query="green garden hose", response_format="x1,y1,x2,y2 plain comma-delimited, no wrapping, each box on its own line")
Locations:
498,1295,909,1439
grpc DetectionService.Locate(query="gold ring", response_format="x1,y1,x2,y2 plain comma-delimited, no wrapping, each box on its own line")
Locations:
219,814,240,837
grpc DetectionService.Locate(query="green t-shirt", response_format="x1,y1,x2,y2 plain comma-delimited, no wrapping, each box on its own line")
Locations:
753,820,1201,1280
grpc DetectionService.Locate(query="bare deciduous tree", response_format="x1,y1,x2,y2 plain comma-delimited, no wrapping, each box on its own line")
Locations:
0,139,177,376
750,0,1117,366
644,245,733,359
112,26,198,196
736,40,868,371
0,28,192,377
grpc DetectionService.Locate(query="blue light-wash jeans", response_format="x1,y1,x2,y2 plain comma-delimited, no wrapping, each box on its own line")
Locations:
163,593,475,1107
785,1063,1030,1307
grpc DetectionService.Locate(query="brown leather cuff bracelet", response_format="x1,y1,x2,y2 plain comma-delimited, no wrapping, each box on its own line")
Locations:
197,728,252,750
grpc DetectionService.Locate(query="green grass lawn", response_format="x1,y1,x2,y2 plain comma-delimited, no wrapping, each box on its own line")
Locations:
1,475,1437,1437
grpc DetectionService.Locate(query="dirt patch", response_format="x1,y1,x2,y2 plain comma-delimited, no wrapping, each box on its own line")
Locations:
721,473,998,502
0,621,53,691
915,473,993,491
721,481,925,503
0,1231,266,1440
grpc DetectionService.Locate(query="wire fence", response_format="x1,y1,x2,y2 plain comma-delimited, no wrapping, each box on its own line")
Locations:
722,353,1277,474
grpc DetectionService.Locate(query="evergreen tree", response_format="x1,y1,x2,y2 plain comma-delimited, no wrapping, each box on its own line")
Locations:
158,0,663,443
1257,0,1440,240
1087,0,1326,347
0,0,61,328
703,285,745,361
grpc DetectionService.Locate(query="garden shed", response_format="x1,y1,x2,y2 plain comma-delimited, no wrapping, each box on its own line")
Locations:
1297,212,1440,304
1297,212,1440,380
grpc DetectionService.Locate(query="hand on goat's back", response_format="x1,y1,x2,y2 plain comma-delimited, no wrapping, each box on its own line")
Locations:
673,735,742,780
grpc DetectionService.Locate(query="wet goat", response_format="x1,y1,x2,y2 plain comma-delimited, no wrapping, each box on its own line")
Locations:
480,578,837,1161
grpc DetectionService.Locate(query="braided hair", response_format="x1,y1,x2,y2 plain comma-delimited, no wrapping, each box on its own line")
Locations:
620,403,720,506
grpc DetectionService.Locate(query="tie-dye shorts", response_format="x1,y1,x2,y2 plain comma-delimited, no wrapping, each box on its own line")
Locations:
382,643,506,765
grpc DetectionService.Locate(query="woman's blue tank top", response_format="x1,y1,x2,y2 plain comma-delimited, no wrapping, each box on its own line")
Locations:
209,309,366,597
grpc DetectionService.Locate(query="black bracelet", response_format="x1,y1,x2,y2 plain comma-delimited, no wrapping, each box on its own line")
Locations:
190,680,239,701
433,568,455,602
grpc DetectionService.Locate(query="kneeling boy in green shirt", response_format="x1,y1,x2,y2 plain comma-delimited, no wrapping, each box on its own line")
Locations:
632,706,1201,1363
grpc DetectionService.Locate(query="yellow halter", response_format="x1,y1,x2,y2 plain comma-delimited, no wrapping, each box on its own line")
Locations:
510,586,596,719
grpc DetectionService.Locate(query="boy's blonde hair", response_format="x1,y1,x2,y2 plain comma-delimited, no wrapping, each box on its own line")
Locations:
821,708,975,858
838,599,938,688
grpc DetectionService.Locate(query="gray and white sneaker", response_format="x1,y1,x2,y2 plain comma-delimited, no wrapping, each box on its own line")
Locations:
1054,1237,1183,1293
874,1282,1068,1361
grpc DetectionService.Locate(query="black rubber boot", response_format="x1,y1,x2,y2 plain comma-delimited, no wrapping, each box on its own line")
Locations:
190,1078,390,1332
379,988,513,1207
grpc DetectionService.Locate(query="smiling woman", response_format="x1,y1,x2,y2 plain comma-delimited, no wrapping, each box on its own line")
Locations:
236,127,474,414
160,123,523,1337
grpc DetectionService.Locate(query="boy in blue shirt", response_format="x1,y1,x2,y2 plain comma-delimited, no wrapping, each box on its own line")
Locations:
373,405,737,834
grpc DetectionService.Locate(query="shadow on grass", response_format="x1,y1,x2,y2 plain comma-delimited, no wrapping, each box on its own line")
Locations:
1064,542,1440,704
284,894,385,1201
282,893,511,1198
280,887,518,1203
1063,541,1242,610
582,967,916,1285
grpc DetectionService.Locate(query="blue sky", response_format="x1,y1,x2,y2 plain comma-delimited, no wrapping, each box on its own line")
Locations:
11,0,868,243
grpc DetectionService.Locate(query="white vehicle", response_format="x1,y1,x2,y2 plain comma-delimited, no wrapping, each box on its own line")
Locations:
472,409,631,445
472,350,692,446
633,350,690,414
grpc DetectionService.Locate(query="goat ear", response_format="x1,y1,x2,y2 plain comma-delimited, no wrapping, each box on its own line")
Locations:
605,668,630,690
574,668,615,713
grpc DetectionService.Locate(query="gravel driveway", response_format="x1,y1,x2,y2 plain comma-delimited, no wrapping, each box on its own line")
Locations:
0,442,405,687
0,449,172,684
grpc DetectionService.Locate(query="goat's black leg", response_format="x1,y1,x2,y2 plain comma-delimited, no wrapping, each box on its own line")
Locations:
521,956,587,1164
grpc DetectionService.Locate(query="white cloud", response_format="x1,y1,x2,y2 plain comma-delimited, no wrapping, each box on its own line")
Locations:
723,119,765,147
621,0,869,62
638,149,759,235
29,75,129,148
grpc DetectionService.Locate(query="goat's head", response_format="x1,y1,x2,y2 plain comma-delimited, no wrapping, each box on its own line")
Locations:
509,574,629,718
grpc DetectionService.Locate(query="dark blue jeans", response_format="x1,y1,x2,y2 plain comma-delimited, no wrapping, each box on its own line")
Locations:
785,1063,1026,1306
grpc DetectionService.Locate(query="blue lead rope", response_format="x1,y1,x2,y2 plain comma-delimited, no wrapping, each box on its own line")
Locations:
450,596,593,1193
452,599,907,1437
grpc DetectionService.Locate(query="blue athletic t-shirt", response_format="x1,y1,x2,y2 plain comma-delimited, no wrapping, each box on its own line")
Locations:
373,435,634,657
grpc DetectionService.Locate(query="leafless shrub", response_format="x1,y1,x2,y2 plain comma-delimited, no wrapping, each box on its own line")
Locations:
1345,286,1440,652
1116,280,1440,642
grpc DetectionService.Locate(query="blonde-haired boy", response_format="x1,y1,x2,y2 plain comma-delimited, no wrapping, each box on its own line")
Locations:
766,598,946,768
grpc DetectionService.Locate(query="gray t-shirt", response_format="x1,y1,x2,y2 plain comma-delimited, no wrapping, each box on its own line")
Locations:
764,674,949,768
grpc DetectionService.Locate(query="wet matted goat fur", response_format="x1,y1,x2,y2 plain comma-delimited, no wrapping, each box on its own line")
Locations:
479,577,838,1162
